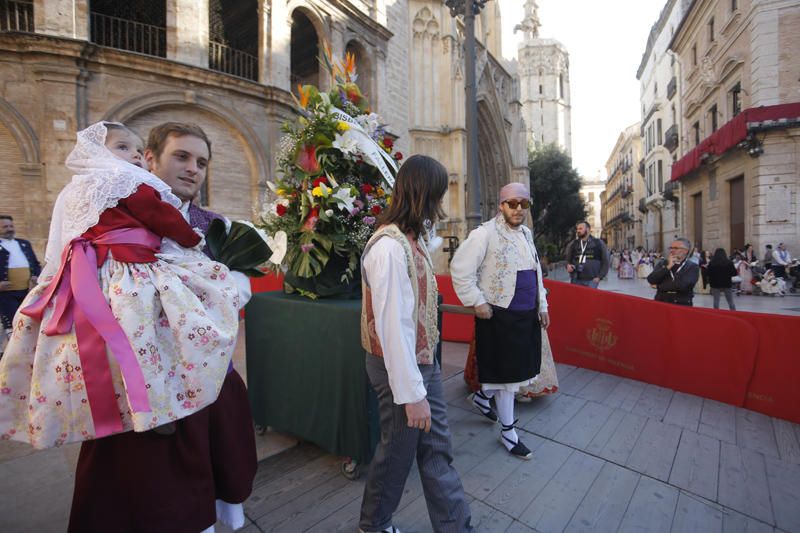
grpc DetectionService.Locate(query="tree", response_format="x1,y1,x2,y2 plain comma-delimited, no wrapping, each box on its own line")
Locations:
528,144,586,256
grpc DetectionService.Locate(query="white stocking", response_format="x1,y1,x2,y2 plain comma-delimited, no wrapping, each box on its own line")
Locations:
492,390,518,450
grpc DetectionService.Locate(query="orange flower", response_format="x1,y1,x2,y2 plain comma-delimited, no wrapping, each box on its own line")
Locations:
297,84,310,109
344,52,357,78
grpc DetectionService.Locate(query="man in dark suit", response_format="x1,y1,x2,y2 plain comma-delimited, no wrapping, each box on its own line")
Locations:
0,215,41,339
647,237,700,306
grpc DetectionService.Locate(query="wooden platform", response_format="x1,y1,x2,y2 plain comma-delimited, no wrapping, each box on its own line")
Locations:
235,358,800,532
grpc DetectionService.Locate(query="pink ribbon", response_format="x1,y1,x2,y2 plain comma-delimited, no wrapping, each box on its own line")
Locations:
22,228,160,438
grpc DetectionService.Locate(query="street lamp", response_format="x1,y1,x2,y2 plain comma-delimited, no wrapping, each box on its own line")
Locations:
445,0,490,231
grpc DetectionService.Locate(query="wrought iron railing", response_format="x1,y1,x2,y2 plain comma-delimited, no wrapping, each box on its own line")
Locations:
663,124,679,152
1,0,33,32
209,41,258,81
90,12,166,58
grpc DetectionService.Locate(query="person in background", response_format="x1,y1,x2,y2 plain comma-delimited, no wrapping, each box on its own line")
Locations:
0,215,41,353
707,248,737,310
564,221,609,288
773,243,791,279
647,238,700,306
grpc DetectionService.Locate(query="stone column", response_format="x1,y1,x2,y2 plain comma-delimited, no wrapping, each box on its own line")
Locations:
167,0,210,68
33,0,89,40
268,0,291,91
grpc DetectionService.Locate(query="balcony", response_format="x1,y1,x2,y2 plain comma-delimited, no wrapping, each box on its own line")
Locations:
663,180,679,201
663,124,679,152
209,41,258,81
667,76,677,100
621,185,633,198
1,0,33,32
638,159,645,177
638,198,647,214
90,12,166,58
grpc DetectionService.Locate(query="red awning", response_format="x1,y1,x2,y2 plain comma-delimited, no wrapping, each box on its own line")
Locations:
670,102,800,181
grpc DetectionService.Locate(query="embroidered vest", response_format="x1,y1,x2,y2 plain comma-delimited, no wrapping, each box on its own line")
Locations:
360,225,439,365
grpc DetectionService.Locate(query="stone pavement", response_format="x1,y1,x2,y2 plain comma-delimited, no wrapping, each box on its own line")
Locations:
232,342,800,532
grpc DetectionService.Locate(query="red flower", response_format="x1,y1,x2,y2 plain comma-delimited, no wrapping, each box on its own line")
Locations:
383,137,394,149
276,204,287,216
361,184,374,194
371,205,382,215
296,144,321,175
312,176,328,188
303,206,320,231
394,151,403,161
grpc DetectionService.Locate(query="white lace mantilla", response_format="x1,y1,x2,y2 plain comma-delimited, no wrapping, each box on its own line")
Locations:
43,122,180,277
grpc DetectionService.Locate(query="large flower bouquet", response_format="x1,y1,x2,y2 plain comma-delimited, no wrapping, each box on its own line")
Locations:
259,47,402,297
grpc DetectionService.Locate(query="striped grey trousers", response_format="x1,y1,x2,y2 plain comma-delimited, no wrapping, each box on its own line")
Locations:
359,355,473,533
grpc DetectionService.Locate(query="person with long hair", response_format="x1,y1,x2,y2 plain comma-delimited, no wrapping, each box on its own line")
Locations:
359,155,472,532
707,248,737,310
451,181,550,460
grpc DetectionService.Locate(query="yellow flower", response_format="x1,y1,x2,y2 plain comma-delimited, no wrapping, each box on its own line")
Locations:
337,121,350,132
312,186,324,197
276,188,287,197
377,187,385,198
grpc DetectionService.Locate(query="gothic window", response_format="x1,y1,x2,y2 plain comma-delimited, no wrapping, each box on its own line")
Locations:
693,121,700,146
692,44,697,66
90,0,166,57
708,17,715,42
291,10,320,88
209,0,258,81
731,0,738,11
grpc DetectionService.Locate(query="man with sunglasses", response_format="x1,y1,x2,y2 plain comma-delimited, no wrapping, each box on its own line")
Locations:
647,237,700,306
565,221,609,288
450,183,549,459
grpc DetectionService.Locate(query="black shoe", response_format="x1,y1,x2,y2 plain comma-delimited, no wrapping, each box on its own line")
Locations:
471,390,498,422
359,527,402,533
501,420,532,460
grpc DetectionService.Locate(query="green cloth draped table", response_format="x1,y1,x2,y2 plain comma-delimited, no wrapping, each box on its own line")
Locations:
245,291,378,463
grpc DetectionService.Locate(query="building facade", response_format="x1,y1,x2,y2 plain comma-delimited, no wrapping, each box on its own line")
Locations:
0,0,526,272
580,174,606,238
602,123,644,250
515,0,572,154
636,0,689,253
669,0,800,255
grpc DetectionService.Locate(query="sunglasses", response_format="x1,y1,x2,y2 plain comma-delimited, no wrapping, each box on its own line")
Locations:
503,199,530,210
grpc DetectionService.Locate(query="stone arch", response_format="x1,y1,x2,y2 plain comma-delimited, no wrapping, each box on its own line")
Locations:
104,91,270,220
0,98,45,245
0,97,39,163
345,39,374,104
476,99,514,221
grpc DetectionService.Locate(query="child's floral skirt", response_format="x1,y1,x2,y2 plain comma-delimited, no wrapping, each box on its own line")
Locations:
0,253,239,448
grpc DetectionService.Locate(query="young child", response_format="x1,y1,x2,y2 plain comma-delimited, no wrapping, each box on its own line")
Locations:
0,121,240,448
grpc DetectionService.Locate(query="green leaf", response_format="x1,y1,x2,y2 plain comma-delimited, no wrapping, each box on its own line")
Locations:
205,218,228,260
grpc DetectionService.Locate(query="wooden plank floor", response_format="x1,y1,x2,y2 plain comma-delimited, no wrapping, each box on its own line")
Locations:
238,348,800,533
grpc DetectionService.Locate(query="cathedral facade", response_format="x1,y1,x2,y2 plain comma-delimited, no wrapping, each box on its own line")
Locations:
0,0,526,271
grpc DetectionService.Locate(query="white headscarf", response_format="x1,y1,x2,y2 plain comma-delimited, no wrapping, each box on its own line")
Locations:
42,121,181,278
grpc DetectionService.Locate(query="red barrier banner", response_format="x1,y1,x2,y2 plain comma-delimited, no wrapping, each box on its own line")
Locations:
542,280,759,407
691,308,800,423
436,275,475,343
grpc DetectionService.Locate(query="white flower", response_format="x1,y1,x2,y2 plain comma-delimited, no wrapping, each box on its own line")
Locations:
332,187,357,213
266,231,288,265
320,92,331,107
355,113,380,136
325,209,334,217
332,131,359,156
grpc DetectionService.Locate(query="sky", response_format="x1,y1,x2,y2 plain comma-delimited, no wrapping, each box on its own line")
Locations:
497,0,666,180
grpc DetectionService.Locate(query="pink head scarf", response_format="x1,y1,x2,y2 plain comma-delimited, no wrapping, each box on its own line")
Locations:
499,182,530,203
